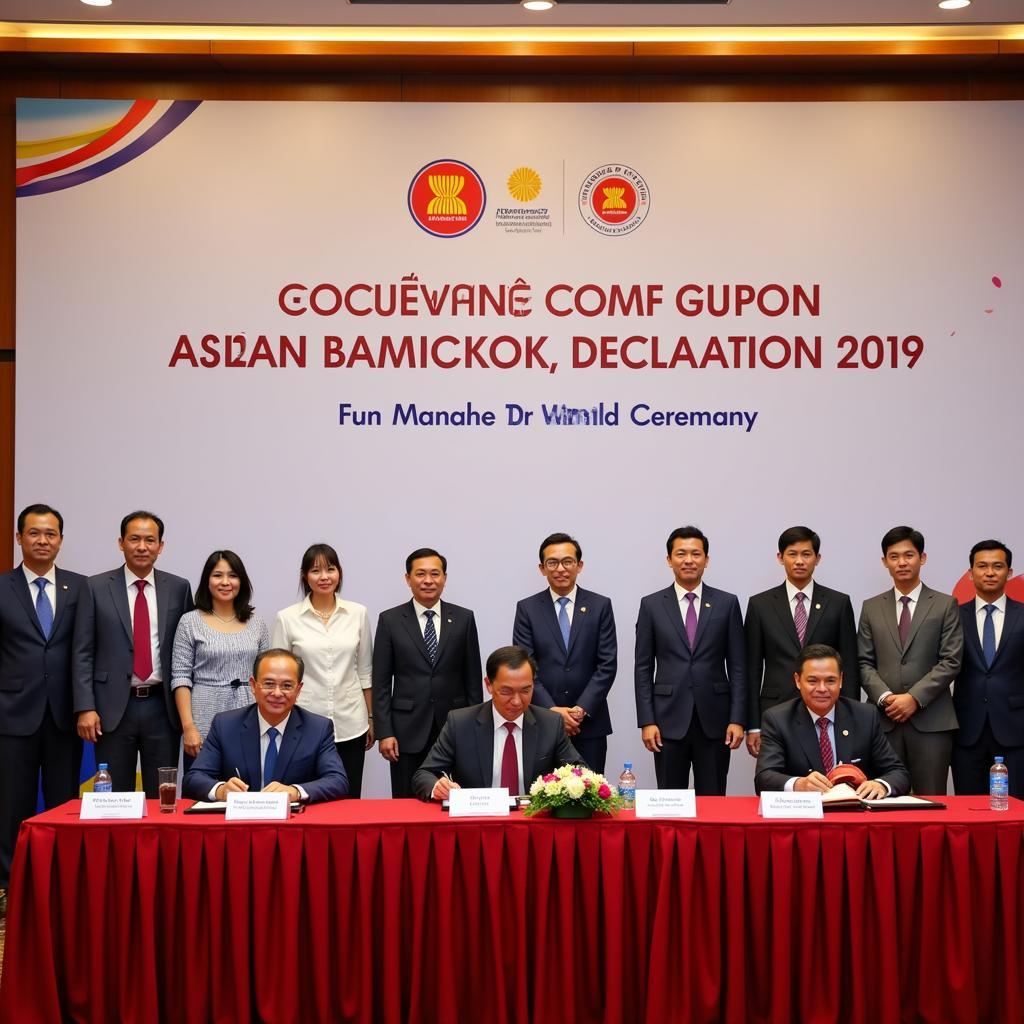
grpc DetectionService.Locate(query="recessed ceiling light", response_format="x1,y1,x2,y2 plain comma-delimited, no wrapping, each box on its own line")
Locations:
938,0,971,10
522,1,556,11
80,0,114,7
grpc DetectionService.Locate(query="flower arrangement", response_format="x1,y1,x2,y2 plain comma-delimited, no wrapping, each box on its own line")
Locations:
523,763,622,818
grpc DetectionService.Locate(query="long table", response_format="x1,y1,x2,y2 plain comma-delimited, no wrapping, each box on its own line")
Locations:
1,797,1022,1024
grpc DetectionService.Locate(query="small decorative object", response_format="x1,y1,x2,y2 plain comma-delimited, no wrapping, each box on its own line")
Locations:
827,763,867,788
523,764,622,818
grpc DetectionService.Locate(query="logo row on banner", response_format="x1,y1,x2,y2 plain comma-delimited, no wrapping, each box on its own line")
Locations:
407,159,651,238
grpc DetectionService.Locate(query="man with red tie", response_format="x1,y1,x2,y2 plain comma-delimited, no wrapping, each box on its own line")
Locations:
73,511,193,796
412,645,583,802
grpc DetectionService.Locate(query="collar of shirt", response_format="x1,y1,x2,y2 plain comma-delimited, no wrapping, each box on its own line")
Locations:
893,582,923,606
22,563,56,590
549,586,578,607
975,593,1007,615
804,704,836,727
785,579,814,606
300,593,343,617
673,581,703,606
257,710,292,739
492,705,524,733
412,598,442,620
124,565,156,590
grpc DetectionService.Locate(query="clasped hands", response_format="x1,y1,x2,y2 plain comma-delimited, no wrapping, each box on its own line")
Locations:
553,706,585,736
882,693,919,723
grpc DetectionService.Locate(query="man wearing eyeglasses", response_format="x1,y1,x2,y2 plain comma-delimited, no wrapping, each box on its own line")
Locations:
183,649,348,803
512,533,617,773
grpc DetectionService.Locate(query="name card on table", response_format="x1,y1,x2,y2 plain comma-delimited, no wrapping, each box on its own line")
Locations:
635,789,697,818
448,788,511,817
80,793,148,819
225,792,291,820
759,792,823,819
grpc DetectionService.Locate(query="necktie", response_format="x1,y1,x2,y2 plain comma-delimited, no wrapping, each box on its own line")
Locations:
264,726,279,786
557,596,571,650
132,579,154,682
794,592,808,647
500,721,518,795
817,717,834,774
34,578,53,640
898,595,912,649
684,592,698,647
423,609,438,664
983,604,997,668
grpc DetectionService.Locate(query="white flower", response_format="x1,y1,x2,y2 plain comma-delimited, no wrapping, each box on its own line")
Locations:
544,780,563,797
564,777,585,799
530,778,544,796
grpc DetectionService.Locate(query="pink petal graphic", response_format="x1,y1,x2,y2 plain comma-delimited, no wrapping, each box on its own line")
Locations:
992,276,1002,288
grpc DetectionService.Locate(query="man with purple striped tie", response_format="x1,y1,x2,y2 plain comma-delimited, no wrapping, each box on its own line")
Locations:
634,526,747,795
744,526,860,758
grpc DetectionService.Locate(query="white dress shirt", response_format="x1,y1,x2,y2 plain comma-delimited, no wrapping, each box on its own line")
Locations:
975,593,1006,648
785,579,815,624
674,581,703,626
22,563,57,618
491,705,525,794
125,566,161,683
893,582,923,625
550,586,578,626
412,599,443,641
271,596,373,742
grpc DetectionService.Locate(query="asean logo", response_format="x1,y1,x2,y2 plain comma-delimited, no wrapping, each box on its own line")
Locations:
408,159,486,238
578,164,650,236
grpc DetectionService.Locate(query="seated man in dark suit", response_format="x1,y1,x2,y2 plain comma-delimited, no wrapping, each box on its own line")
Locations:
756,643,910,799
412,645,584,802
184,648,348,803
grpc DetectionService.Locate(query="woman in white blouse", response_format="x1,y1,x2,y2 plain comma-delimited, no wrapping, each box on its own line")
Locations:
272,543,374,797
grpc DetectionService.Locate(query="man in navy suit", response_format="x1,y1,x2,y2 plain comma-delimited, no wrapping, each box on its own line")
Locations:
185,649,348,803
0,504,86,890
373,548,482,798
745,526,860,758
73,511,194,797
952,540,1024,798
512,532,616,773
634,525,747,794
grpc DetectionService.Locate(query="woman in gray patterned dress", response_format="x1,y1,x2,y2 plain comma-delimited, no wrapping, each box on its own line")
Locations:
171,550,270,768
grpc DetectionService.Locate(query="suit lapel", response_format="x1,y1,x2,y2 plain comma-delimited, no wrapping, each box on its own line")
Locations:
154,571,170,652
476,703,495,788
565,589,589,658
434,601,453,664
803,585,827,645
794,705,826,773
992,598,1023,668
521,706,540,789
692,586,716,654
111,570,133,642
538,592,566,653
50,568,74,637
400,602,433,668
242,708,262,789
833,702,854,765
768,585,800,650
961,601,984,664
9,569,46,641
275,709,302,782
661,587,690,650
879,591,901,652
904,587,933,651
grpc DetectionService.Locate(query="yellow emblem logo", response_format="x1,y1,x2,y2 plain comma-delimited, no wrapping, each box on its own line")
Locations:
507,166,542,203
427,174,467,216
601,187,627,211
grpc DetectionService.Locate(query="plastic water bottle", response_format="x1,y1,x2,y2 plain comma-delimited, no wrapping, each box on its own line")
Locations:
990,756,1009,811
94,763,113,793
618,762,637,809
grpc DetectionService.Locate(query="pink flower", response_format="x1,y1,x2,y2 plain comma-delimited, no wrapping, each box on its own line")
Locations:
584,779,592,788
571,766,583,776
598,784,611,799
543,774,557,783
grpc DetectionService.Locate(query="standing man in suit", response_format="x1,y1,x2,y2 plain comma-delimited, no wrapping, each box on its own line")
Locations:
73,510,194,797
952,540,1024,798
0,504,87,894
745,526,860,757
755,643,910,797
413,645,583,801
184,649,348,803
373,548,482,798
858,525,963,795
634,525,746,795
512,532,616,773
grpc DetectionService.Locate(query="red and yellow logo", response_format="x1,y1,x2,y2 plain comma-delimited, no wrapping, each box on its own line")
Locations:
408,159,486,238
578,164,650,236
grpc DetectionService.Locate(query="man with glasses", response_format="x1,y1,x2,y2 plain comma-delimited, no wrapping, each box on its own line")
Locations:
512,532,617,773
184,649,348,803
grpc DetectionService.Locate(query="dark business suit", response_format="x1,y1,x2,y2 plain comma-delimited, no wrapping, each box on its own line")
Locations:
952,596,1024,798
411,702,583,800
858,585,963,795
512,586,616,773
184,703,348,803
745,582,860,731
0,566,86,887
634,584,747,794
373,599,482,797
755,697,910,795
72,566,193,796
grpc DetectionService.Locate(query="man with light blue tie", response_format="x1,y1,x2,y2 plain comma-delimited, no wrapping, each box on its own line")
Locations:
952,540,1024,798
184,649,348,803
0,504,87,897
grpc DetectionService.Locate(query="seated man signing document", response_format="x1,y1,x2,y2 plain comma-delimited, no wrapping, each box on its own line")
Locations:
184,649,348,803
755,644,910,799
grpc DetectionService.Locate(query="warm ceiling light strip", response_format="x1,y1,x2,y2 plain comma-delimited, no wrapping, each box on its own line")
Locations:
1,22,1023,44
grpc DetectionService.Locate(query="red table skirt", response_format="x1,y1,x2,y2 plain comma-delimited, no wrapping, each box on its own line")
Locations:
2,797,1023,1024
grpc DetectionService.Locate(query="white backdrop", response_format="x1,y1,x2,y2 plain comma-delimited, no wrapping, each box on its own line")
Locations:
15,99,1024,795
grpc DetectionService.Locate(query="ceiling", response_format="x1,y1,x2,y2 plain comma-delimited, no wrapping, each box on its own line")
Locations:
1,0,1022,30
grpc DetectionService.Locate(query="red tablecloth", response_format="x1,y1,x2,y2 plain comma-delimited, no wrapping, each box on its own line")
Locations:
2,797,1022,1024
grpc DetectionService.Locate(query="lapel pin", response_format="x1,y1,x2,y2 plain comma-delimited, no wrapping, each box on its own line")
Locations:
580,606,587,613
815,603,821,610
705,602,711,609
62,584,69,591
842,730,849,737
447,618,452,624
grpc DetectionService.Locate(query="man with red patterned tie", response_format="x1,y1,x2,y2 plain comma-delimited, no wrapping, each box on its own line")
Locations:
73,511,193,796
755,644,909,798
412,646,583,802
